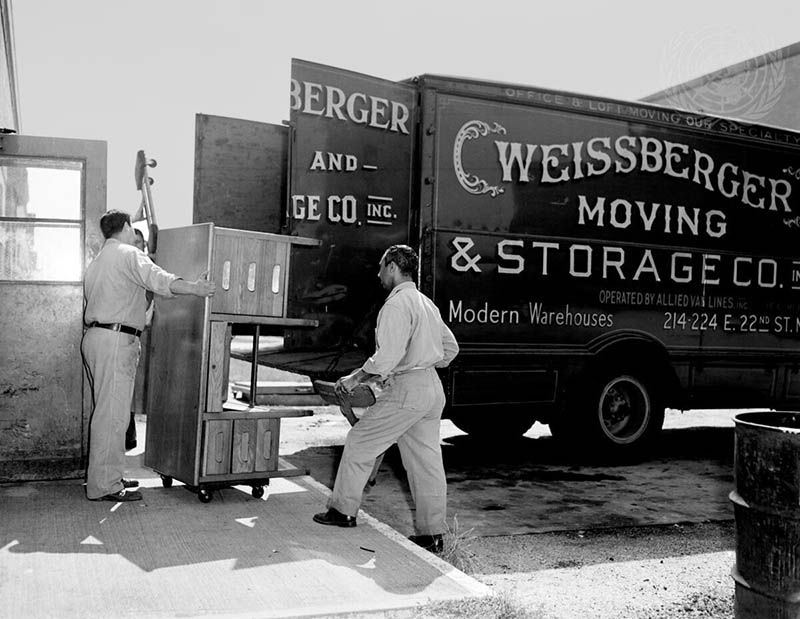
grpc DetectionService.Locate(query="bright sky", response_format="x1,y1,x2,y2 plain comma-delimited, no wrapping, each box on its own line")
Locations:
12,0,800,230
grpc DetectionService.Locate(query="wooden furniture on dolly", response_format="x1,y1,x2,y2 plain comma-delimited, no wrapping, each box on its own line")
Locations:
144,223,319,502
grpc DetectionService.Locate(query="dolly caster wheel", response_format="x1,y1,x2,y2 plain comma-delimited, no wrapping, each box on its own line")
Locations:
251,486,265,499
160,474,173,488
198,488,213,503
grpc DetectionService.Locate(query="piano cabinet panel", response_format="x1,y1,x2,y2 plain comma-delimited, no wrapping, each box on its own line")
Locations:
211,230,290,318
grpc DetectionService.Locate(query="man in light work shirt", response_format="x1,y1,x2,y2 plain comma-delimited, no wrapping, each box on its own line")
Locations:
313,244,459,553
82,210,216,501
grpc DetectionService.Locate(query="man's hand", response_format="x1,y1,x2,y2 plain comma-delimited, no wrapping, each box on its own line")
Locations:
193,270,215,297
144,300,154,327
169,271,217,298
192,278,216,297
334,369,379,397
335,372,361,397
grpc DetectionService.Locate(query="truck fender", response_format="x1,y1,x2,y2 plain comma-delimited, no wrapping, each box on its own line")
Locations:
579,329,684,408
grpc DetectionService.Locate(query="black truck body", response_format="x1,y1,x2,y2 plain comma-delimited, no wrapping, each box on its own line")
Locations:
195,59,800,453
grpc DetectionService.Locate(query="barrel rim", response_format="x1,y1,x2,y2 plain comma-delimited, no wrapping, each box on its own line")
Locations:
734,411,800,434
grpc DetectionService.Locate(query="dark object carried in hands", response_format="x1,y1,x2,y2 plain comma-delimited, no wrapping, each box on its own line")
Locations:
314,380,376,409
313,379,384,485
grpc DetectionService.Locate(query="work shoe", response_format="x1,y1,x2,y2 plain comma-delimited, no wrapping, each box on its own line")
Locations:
313,508,356,527
90,489,142,502
409,534,444,554
121,478,139,489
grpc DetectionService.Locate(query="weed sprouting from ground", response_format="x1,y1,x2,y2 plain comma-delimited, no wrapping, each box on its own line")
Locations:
399,517,549,618
440,515,478,574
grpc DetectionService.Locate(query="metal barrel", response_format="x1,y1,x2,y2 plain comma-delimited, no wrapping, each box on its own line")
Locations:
731,411,800,618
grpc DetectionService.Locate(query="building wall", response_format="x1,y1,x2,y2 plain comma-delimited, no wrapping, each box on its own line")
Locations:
644,42,800,132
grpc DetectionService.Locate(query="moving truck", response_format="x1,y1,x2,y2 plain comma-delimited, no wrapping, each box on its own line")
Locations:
193,59,800,456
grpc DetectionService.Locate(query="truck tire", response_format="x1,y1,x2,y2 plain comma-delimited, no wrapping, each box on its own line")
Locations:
450,408,535,440
570,367,665,458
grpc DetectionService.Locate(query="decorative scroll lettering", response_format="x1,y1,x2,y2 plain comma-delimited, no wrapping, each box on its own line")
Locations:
453,120,506,197
783,167,800,180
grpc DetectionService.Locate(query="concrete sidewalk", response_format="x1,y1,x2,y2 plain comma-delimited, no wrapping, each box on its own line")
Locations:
0,455,490,619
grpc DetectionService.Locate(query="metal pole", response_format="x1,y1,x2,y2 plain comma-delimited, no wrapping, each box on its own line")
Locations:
249,325,260,408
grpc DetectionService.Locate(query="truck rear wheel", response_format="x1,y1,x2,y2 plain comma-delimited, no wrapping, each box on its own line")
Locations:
568,367,665,458
450,408,535,439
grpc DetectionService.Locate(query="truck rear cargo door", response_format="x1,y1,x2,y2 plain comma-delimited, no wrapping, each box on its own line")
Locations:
285,59,418,359
193,113,288,233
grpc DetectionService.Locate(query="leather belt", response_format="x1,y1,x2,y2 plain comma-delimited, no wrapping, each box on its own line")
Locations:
394,366,430,376
88,322,142,338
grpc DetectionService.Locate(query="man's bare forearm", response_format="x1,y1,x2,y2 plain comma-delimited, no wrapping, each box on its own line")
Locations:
169,277,216,297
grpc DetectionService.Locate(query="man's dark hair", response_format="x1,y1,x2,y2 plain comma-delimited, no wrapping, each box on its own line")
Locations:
383,245,418,278
99,210,131,239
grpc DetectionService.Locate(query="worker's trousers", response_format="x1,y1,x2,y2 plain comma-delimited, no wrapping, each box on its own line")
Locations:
81,328,140,499
328,367,447,535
